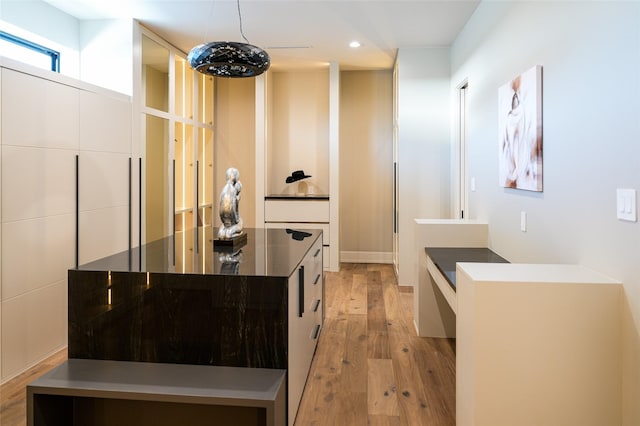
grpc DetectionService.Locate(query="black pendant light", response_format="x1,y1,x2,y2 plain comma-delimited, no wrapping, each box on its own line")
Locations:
188,0,270,78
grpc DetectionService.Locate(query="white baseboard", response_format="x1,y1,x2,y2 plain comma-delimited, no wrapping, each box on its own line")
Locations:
340,251,393,264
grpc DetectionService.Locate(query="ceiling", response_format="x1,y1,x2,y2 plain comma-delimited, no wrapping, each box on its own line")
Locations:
43,0,480,70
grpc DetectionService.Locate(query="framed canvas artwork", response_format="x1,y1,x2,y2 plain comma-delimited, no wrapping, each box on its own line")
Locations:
498,65,543,191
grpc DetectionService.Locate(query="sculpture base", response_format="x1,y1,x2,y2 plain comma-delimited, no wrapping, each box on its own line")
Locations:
213,232,247,252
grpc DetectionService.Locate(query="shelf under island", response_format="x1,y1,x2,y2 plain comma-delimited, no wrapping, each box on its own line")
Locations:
60,227,324,426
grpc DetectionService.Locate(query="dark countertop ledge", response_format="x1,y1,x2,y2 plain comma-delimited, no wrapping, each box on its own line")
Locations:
425,247,510,290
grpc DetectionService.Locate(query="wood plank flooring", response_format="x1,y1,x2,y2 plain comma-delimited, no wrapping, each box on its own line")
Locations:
0,263,455,426
0,348,67,426
295,263,455,425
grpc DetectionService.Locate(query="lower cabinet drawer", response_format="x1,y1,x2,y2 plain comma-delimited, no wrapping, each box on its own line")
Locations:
265,200,329,222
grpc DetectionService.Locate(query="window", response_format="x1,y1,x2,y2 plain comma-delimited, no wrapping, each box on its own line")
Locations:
0,30,60,72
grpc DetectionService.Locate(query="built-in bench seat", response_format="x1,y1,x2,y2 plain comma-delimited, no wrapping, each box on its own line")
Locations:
27,359,286,426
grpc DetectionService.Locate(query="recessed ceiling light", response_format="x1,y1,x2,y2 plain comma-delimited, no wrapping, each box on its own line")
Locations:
349,41,361,48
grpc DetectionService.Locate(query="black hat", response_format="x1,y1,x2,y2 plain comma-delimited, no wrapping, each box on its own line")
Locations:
286,228,312,241
286,170,311,184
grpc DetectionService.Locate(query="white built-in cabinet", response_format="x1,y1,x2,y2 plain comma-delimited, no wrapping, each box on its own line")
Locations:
259,65,340,271
0,59,132,383
287,236,323,424
78,90,133,265
137,28,215,260
135,24,339,271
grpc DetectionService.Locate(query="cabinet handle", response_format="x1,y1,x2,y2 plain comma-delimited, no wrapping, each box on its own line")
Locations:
75,154,79,268
172,159,176,266
313,299,321,313
128,157,132,268
139,158,142,258
312,324,321,340
313,274,321,285
195,160,199,253
314,248,321,258
298,266,305,318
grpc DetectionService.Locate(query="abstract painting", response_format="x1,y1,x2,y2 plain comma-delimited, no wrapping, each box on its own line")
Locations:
498,65,543,191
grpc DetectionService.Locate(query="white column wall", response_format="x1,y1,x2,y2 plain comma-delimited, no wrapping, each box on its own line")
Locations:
396,47,452,287
451,2,640,423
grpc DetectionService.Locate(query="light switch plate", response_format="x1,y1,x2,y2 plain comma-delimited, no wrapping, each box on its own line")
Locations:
520,211,527,232
616,189,637,222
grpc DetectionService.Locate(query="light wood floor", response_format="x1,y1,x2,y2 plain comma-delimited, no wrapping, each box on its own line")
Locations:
0,263,455,426
295,263,455,425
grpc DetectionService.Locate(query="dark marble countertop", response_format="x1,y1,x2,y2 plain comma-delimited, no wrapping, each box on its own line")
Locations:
425,247,509,289
74,227,322,278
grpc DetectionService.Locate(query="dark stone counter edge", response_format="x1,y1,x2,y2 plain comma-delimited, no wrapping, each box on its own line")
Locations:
425,247,510,290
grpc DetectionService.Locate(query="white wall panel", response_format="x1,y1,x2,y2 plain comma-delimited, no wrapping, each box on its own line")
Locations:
1,69,79,150
267,70,330,196
79,206,129,264
1,280,67,380
339,70,393,254
1,214,74,301
1,146,76,222
78,151,130,212
396,48,452,286
450,2,640,423
79,90,132,153
0,61,132,383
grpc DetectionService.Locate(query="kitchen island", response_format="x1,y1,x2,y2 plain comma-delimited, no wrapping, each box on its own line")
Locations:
65,227,324,425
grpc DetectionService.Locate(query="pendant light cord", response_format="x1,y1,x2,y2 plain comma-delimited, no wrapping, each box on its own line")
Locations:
237,0,250,44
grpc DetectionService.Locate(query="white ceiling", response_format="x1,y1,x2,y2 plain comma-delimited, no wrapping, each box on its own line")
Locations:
43,0,480,70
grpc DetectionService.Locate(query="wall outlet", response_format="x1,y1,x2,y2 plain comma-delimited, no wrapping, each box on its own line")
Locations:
520,211,527,232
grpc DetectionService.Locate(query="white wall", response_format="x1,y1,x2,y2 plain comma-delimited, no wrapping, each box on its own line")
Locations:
451,2,640,423
214,78,256,228
339,70,393,262
80,19,133,95
396,48,451,286
1,0,133,94
0,0,80,77
267,70,330,196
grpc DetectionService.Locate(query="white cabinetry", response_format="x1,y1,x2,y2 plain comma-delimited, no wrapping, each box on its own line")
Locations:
0,61,131,383
136,27,215,249
287,236,323,425
261,65,339,271
78,90,133,265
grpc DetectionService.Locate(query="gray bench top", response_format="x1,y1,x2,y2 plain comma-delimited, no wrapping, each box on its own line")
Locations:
28,359,286,406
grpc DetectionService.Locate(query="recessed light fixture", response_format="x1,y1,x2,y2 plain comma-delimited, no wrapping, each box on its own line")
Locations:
349,41,361,48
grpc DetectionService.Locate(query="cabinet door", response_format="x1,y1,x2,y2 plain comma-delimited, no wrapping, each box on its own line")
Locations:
0,68,78,382
79,90,131,154
287,267,309,425
77,151,130,264
287,238,324,425
78,90,132,264
1,68,79,150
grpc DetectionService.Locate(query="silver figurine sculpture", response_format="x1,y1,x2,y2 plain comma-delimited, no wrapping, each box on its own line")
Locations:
218,167,244,239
